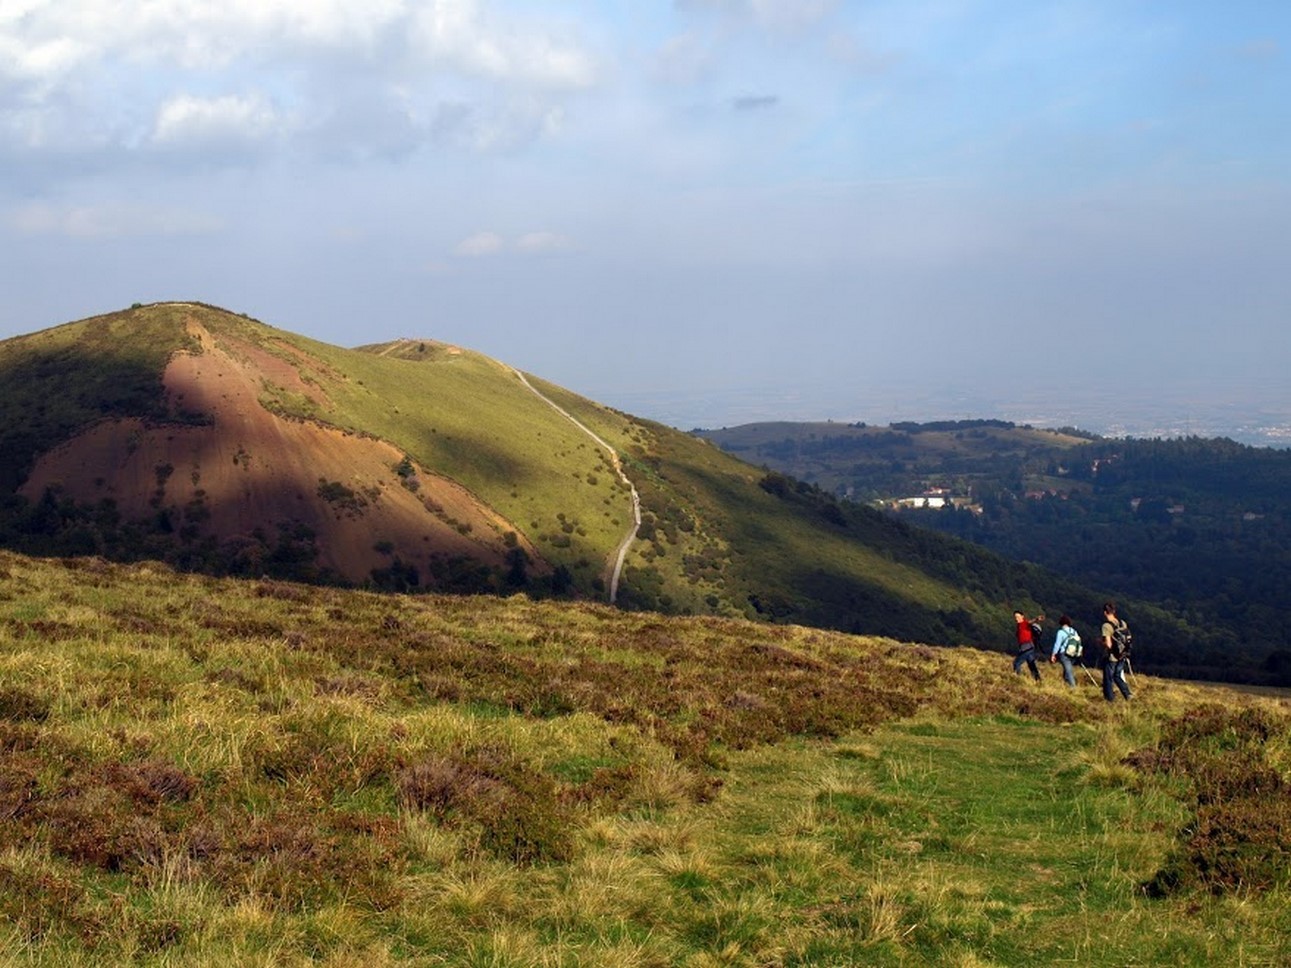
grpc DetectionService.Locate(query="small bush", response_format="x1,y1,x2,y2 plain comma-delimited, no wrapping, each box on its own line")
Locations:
0,759,39,820
1135,705,1291,896
397,746,576,865
0,860,104,943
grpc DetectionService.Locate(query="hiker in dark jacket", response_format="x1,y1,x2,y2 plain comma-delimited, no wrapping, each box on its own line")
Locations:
1012,610,1042,681
1099,601,1132,702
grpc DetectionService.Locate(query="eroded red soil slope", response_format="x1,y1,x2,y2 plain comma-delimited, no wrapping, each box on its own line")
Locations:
22,317,541,584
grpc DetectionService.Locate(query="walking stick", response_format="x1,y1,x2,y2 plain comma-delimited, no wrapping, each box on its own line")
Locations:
1125,658,1140,690
1080,661,1098,686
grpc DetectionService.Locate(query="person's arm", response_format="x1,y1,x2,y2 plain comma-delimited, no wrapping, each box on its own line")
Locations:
1051,627,1067,659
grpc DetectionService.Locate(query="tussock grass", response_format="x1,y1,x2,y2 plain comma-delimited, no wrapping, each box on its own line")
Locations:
0,550,1288,965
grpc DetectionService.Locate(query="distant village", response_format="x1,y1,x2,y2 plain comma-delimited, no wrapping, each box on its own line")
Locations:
887,487,958,511
874,452,1203,521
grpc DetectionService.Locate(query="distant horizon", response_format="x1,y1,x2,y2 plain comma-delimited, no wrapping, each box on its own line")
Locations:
601,379,1291,449
5,298,1286,449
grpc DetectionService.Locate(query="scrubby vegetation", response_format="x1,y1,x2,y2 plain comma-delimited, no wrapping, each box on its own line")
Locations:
1135,705,1291,896
0,549,1288,965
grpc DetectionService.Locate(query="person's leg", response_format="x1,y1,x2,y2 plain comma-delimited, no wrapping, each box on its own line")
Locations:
1027,655,1041,681
1115,660,1132,699
1059,654,1076,687
1101,657,1115,701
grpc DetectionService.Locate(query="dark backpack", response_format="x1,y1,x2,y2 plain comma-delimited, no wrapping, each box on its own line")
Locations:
1110,621,1132,660
1028,621,1043,648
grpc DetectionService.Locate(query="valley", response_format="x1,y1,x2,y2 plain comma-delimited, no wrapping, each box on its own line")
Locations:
698,419,1291,687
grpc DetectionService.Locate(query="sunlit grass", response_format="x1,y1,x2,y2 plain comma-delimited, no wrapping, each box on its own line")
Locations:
0,550,1288,965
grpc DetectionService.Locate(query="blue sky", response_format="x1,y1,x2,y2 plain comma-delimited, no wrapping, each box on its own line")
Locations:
2,1,1288,429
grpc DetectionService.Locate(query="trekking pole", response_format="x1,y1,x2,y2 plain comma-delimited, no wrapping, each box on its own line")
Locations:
1079,661,1098,687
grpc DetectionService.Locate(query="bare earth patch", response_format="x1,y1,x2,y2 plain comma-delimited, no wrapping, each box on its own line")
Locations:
21,318,542,584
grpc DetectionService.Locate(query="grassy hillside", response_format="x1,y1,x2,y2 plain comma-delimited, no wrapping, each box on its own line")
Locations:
521,385,1217,666
0,304,642,593
519,381,997,628
0,304,1227,666
0,549,1288,965
0,307,197,492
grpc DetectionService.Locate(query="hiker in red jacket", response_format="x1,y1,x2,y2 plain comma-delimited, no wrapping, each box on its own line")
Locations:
1012,610,1042,681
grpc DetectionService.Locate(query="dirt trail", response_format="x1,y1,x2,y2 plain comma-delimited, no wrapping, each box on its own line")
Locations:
510,369,640,603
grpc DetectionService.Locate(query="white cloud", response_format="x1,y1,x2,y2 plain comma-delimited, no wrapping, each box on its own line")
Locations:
8,201,224,238
453,229,571,256
0,34,88,83
3,0,418,74
455,230,505,256
1,0,596,83
410,1,597,89
0,0,598,170
459,101,565,153
151,92,281,148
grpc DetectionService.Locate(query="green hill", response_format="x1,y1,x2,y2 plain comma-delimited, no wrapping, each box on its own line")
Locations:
0,303,1213,672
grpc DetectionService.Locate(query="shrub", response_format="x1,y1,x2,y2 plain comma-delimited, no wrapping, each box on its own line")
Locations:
0,859,104,943
396,746,575,865
0,759,39,820
1134,705,1291,896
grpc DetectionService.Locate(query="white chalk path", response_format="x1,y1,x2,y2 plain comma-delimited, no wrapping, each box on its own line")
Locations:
511,369,641,603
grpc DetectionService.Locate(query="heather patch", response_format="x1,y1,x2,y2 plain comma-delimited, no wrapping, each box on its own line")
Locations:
0,550,1288,964
1134,705,1291,896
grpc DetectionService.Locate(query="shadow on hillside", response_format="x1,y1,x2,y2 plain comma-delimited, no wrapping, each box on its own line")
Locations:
775,562,994,648
0,343,181,493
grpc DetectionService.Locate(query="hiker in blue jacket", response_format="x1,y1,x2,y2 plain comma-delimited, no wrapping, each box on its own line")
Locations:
1049,615,1080,687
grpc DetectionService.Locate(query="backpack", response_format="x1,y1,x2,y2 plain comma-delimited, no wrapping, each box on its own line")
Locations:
1028,621,1043,646
1062,627,1083,659
1110,621,1132,660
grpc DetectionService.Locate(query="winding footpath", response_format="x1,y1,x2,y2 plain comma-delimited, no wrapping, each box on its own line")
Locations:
511,369,641,604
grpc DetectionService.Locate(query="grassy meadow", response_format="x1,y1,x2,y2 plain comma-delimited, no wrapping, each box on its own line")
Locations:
1,549,1288,966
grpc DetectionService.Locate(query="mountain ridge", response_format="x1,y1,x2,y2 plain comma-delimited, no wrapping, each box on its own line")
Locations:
0,301,1216,671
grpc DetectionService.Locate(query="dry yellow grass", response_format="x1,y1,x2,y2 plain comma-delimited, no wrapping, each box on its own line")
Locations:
0,549,1287,965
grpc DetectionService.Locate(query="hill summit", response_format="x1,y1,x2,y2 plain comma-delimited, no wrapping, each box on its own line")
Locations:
2,303,545,587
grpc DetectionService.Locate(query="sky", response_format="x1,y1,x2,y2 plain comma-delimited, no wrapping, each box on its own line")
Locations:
2,0,1290,431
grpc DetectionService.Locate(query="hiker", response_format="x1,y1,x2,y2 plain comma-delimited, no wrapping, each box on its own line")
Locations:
1012,610,1042,681
1048,614,1081,687
1099,601,1133,702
